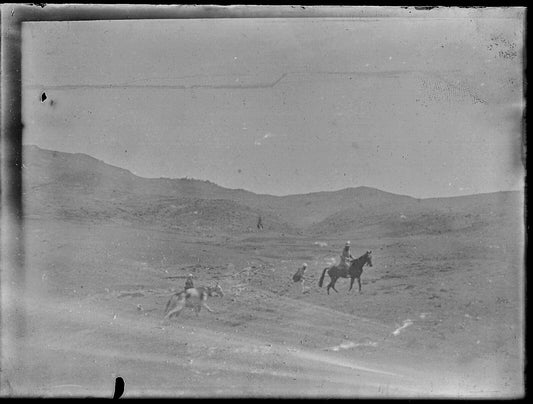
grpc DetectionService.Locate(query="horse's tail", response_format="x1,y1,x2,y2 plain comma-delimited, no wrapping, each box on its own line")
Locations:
318,267,329,287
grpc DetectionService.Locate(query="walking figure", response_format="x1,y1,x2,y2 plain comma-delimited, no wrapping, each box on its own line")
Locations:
257,215,264,231
184,273,194,291
292,263,308,293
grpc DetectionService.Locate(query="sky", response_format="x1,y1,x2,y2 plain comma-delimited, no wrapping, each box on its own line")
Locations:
21,9,525,198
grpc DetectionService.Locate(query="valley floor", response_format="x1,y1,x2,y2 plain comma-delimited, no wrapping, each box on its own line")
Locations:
1,218,525,398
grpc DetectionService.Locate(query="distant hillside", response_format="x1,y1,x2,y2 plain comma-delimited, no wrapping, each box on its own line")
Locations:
309,191,523,238
22,146,295,235
22,145,524,237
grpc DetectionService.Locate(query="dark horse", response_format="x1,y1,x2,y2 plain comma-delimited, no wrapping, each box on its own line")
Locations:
318,251,373,294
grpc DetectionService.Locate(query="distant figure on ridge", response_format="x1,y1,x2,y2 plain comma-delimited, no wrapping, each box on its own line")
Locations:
338,241,355,272
184,273,194,291
292,263,308,293
257,215,264,231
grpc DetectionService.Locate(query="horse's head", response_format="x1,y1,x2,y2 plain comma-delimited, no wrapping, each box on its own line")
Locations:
365,251,373,267
211,282,224,297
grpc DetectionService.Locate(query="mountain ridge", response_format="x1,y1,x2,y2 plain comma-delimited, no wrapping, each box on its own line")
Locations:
24,144,523,200
22,145,524,236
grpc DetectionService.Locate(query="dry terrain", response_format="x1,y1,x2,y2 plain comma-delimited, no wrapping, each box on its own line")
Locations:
0,146,524,398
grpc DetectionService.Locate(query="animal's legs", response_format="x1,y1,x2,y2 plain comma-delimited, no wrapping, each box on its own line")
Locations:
330,278,339,293
349,277,356,291
202,301,215,313
169,304,185,318
357,277,362,292
326,278,334,294
164,301,185,320
194,304,202,316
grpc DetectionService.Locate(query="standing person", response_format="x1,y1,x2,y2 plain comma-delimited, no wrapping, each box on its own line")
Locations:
257,215,264,231
338,241,355,272
292,263,308,293
184,273,194,291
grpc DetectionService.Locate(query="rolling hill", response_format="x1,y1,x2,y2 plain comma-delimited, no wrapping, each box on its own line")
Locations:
11,145,525,397
22,145,523,238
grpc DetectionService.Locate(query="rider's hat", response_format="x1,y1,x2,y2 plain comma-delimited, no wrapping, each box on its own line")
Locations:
302,263,308,267
188,273,193,277
345,241,351,246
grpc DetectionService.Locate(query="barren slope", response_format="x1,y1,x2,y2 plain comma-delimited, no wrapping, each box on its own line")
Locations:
2,146,523,397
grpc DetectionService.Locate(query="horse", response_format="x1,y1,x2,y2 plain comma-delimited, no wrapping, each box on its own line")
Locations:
318,251,373,294
163,283,224,320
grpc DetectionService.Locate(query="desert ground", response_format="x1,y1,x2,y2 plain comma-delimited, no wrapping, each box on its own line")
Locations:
3,216,523,398
0,147,525,398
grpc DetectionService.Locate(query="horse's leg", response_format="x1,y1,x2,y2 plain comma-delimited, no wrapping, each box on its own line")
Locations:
357,277,362,292
330,278,339,293
173,300,187,318
164,301,185,320
201,300,215,313
349,277,356,292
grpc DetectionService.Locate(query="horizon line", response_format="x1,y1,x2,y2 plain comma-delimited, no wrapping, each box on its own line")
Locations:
23,144,525,201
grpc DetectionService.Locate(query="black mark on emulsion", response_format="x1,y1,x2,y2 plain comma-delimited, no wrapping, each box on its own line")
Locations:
113,377,124,399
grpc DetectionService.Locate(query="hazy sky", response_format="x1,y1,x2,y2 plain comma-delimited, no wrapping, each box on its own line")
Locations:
21,9,525,198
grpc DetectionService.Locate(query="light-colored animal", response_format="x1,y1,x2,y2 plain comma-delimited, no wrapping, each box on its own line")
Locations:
163,283,224,320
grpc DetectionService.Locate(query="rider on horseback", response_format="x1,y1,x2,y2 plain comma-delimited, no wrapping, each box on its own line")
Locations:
338,241,355,271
